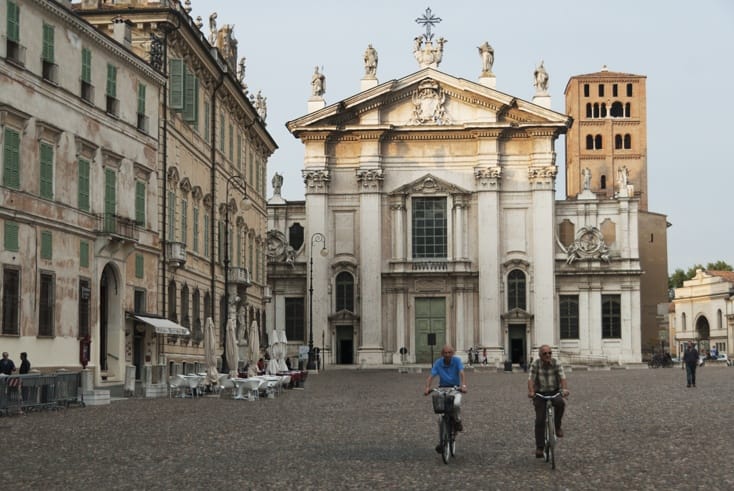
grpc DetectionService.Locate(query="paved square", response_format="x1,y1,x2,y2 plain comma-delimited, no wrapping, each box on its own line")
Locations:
5,366,733,489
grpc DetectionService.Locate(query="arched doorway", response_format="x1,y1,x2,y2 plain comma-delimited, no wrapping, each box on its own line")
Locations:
696,316,710,353
99,263,122,378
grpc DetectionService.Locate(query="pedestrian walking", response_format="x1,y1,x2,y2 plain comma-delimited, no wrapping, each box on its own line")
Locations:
19,352,30,374
683,341,699,387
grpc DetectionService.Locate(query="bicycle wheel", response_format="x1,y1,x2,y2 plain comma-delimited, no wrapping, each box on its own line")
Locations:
547,407,556,469
450,422,456,457
441,416,451,464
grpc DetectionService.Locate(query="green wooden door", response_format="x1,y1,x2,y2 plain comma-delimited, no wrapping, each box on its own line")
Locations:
415,297,446,364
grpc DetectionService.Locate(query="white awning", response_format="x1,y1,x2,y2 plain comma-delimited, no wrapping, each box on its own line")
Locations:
133,315,190,336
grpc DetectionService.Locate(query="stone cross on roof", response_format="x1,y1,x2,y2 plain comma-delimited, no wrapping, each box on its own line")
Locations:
415,7,442,41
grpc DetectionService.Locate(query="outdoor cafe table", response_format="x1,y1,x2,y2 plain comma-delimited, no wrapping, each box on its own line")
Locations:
230,377,261,400
181,374,204,398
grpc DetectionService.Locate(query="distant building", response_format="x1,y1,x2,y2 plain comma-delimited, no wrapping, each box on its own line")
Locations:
671,270,733,357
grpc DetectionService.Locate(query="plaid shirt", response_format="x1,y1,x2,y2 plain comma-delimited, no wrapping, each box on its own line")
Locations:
528,358,566,394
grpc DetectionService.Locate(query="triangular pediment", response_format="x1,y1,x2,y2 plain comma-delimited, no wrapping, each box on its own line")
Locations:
389,173,471,196
287,68,570,137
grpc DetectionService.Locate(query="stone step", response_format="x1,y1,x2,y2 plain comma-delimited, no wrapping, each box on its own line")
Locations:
82,389,110,406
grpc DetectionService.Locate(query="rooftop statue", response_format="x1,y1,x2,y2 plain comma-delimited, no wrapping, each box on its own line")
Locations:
478,41,494,75
534,60,549,94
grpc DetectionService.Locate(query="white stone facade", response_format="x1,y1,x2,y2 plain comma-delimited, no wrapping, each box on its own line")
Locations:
271,67,644,367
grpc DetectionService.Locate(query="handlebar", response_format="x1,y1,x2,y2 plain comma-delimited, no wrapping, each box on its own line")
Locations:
533,391,565,400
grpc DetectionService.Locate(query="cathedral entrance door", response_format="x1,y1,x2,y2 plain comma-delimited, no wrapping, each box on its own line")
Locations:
336,325,353,364
509,324,526,364
415,297,446,364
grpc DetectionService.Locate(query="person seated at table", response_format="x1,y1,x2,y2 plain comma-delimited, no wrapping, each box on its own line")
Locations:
257,358,265,373
285,357,292,370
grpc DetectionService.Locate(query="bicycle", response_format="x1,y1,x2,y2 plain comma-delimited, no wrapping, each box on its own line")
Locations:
431,387,459,464
535,392,563,469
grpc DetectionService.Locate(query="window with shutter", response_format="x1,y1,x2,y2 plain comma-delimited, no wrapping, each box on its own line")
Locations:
106,64,117,97
78,158,90,211
81,48,91,83
135,254,144,278
42,23,54,62
169,59,184,109
80,240,89,268
7,1,20,43
135,181,145,226
4,221,19,252
104,169,116,232
3,127,20,189
39,142,53,199
40,230,52,259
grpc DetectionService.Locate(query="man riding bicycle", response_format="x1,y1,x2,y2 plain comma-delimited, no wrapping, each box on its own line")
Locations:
424,344,467,450
528,344,569,458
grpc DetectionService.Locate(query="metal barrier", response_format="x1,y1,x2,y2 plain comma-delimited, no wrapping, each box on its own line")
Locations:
0,372,85,416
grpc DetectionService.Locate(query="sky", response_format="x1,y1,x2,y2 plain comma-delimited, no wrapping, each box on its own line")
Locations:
189,0,734,274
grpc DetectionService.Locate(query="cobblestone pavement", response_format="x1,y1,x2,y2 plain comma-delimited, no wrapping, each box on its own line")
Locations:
3,365,734,490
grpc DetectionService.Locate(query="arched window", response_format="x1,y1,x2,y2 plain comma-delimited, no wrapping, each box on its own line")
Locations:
626,83,633,97
600,175,607,189
717,309,723,330
598,84,604,97
610,101,624,117
600,103,607,118
168,280,177,322
595,135,603,149
586,103,592,118
624,134,631,149
615,134,623,149
583,84,590,97
593,103,600,118
612,84,618,97
289,222,304,251
681,312,686,331
586,135,594,150
625,103,631,117
507,270,526,311
335,272,354,312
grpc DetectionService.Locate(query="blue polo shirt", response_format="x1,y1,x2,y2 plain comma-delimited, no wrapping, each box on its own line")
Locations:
431,356,464,387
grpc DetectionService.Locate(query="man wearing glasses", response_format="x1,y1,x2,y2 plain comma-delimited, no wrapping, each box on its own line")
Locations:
527,344,569,458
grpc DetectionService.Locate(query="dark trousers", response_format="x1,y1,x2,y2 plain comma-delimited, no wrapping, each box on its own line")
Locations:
534,396,565,449
685,363,697,386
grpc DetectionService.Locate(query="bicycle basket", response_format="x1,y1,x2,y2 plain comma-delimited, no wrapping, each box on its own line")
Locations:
432,392,454,413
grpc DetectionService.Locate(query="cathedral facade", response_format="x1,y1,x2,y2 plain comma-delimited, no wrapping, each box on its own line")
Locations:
267,34,644,367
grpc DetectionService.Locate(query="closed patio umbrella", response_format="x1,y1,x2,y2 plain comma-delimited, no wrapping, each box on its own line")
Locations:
247,320,260,378
226,317,239,378
204,317,219,387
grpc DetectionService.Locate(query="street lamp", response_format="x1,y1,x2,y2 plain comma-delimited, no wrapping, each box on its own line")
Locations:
222,174,252,373
308,232,328,370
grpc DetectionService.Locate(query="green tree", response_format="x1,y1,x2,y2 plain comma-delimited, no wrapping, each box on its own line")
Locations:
668,261,733,289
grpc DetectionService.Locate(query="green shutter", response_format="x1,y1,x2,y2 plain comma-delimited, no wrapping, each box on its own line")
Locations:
135,181,145,226
80,240,89,268
183,67,198,122
167,191,176,240
81,48,91,83
39,142,53,199
192,207,199,253
42,23,54,63
228,124,233,160
40,230,52,259
106,64,117,97
219,113,225,151
203,102,210,142
4,221,19,251
135,254,144,278
237,133,242,170
181,199,188,245
7,1,19,43
137,84,146,115
169,59,184,109
78,158,90,211
203,214,209,257
104,169,116,232
3,128,20,189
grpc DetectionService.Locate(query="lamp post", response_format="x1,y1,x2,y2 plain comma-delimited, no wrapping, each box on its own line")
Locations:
308,232,327,370
222,174,252,373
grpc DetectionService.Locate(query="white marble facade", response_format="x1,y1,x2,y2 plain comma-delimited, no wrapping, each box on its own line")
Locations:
272,65,644,367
